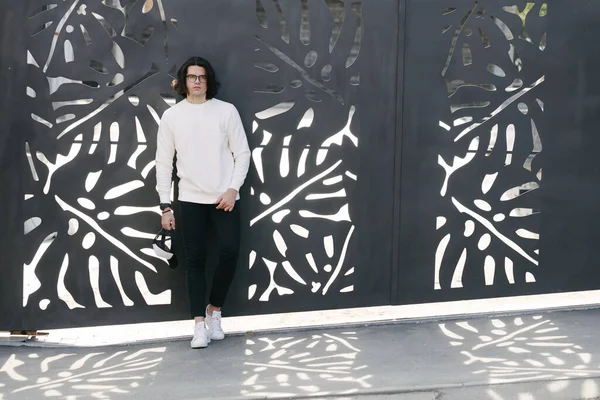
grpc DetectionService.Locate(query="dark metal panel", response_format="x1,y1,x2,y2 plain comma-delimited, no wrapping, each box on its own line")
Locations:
226,0,399,315
0,0,28,329
10,0,599,330
3,0,399,329
391,0,408,306
11,1,256,329
398,0,600,304
399,0,552,303
537,1,600,293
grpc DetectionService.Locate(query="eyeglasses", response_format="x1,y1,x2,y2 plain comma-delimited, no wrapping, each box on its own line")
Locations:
186,74,207,83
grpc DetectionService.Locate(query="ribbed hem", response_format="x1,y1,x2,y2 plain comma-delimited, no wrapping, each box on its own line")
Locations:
178,191,241,205
179,192,220,205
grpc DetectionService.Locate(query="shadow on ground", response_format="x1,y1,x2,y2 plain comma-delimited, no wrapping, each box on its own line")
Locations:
2,308,600,399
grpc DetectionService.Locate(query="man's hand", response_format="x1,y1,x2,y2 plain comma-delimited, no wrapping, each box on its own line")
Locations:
215,189,237,212
161,209,176,230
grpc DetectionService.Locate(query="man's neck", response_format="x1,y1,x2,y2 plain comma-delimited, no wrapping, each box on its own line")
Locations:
186,95,207,104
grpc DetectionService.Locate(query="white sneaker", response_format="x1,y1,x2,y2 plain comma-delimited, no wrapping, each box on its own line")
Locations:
205,306,225,340
190,323,210,349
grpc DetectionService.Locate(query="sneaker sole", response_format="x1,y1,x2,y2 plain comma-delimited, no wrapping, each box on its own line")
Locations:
191,339,210,348
208,328,225,341
191,337,211,349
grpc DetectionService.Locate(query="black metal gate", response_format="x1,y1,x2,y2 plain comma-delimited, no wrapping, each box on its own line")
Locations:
0,0,598,330
397,0,600,304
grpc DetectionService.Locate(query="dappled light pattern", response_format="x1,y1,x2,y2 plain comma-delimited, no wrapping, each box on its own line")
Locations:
241,331,370,397
0,347,165,399
439,315,600,399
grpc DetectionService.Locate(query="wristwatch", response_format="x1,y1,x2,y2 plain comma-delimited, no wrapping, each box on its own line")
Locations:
159,203,172,211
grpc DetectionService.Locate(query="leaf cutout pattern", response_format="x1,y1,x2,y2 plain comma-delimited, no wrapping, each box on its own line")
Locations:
23,1,179,317
435,3,547,290
249,1,362,302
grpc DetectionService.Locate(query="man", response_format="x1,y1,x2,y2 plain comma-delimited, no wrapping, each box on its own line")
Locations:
155,56,250,348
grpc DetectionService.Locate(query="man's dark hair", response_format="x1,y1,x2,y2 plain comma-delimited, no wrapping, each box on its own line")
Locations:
171,56,220,99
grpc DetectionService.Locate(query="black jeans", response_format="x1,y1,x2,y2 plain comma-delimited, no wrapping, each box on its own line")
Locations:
179,201,240,318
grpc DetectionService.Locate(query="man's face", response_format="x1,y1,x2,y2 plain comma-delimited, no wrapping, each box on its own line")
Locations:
185,65,207,97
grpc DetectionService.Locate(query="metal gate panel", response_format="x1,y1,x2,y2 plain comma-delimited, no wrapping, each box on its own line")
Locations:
3,0,599,331
0,0,399,329
398,0,600,304
0,0,28,329
227,0,400,316
536,1,600,294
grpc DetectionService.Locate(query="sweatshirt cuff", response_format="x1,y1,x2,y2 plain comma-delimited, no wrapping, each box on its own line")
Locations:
159,193,172,203
229,181,242,193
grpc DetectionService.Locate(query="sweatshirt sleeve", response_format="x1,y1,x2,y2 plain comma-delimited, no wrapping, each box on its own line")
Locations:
227,105,251,192
155,111,175,204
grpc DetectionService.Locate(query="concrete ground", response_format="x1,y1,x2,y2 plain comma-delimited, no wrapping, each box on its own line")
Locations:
2,307,600,399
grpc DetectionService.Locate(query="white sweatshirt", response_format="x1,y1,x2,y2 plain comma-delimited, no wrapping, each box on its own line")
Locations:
155,98,251,204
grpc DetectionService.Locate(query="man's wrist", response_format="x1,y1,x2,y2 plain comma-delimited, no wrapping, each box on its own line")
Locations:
159,203,171,211
228,188,238,194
